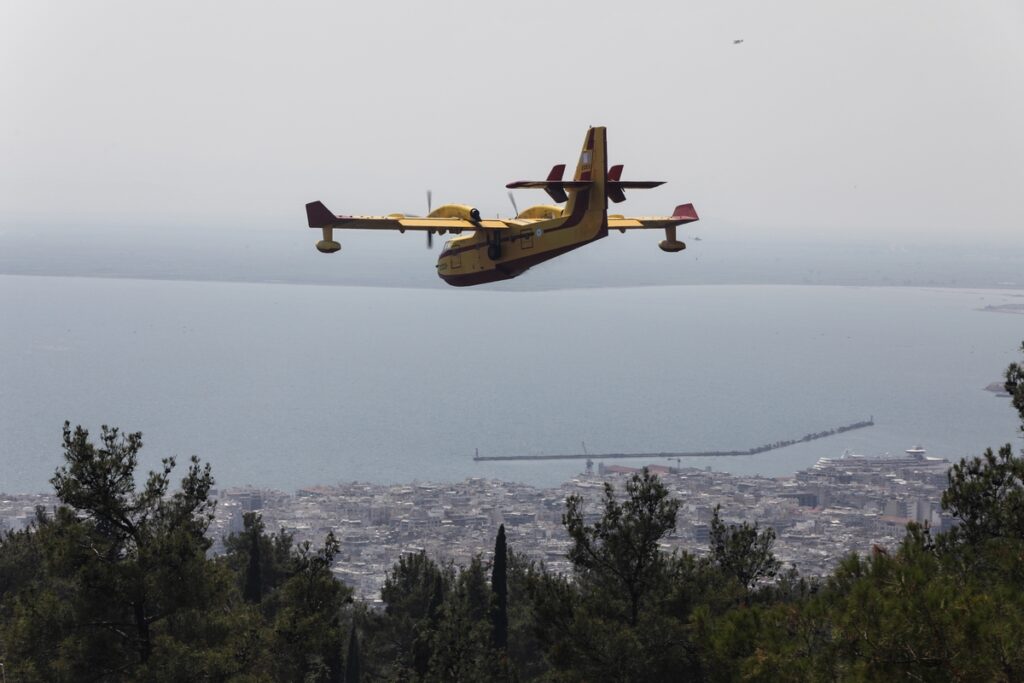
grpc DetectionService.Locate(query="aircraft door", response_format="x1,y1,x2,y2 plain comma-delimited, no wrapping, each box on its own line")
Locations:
520,229,534,249
445,240,462,269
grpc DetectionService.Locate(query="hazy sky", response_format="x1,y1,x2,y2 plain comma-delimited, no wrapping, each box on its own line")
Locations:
3,1,1023,246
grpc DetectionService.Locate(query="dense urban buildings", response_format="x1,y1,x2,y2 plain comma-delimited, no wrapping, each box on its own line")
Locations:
106,447,955,599
0,448,953,600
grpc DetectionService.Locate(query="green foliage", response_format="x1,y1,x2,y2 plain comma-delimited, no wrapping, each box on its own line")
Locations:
942,444,1024,545
264,532,351,681
939,341,1024,585
345,622,361,683
504,550,549,680
356,551,452,679
243,512,264,603
224,511,295,605
491,523,509,651
361,550,513,681
425,557,502,682
1006,340,1024,430
0,423,354,682
4,341,1024,680
546,469,702,681
805,529,1024,681
563,467,679,626
5,422,225,679
709,504,782,591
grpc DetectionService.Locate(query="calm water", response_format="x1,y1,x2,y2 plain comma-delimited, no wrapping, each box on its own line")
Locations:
1,275,1021,493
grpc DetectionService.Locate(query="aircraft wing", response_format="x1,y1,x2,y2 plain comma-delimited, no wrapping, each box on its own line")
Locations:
608,203,699,231
393,218,509,231
306,201,510,232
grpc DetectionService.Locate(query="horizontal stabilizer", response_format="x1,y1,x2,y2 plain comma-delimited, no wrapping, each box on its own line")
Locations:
505,180,591,190
306,201,338,228
605,163,664,203
613,181,665,189
608,180,666,202
505,179,590,204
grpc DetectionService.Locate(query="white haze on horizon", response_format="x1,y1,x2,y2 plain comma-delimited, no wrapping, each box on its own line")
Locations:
2,0,1023,249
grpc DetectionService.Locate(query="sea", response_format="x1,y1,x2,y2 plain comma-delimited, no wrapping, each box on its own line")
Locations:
1,274,1022,493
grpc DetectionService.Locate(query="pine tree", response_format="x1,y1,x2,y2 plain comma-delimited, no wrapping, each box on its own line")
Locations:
1,422,225,677
709,504,781,591
563,468,679,626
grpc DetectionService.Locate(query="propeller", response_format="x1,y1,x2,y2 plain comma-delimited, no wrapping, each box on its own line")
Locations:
507,191,519,218
426,190,433,248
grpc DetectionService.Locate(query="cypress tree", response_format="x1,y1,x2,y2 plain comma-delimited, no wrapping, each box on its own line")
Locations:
345,623,361,683
491,524,508,650
242,513,263,603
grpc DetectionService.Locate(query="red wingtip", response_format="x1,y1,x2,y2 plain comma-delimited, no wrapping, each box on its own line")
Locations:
671,203,698,221
306,201,337,228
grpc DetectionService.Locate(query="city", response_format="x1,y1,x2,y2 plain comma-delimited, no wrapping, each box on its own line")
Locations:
0,447,955,601
199,447,950,599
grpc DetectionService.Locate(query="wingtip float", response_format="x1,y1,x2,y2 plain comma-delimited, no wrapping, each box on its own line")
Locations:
304,127,699,287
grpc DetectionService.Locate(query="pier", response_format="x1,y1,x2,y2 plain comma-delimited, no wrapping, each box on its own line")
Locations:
472,418,875,462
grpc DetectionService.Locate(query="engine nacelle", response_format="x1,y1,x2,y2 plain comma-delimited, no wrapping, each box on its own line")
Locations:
428,204,481,221
516,205,564,220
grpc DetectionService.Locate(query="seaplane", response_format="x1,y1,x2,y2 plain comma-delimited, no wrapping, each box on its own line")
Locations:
304,126,699,287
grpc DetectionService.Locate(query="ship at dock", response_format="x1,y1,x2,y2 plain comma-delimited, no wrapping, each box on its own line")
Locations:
812,445,946,473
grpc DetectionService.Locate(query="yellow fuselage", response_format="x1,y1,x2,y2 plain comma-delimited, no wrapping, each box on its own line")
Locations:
437,127,609,286
435,209,601,286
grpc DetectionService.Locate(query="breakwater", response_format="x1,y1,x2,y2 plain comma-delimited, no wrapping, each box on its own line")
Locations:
472,418,874,462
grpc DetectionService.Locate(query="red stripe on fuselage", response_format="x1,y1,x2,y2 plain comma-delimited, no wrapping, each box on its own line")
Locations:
439,188,607,286
441,239,601,286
